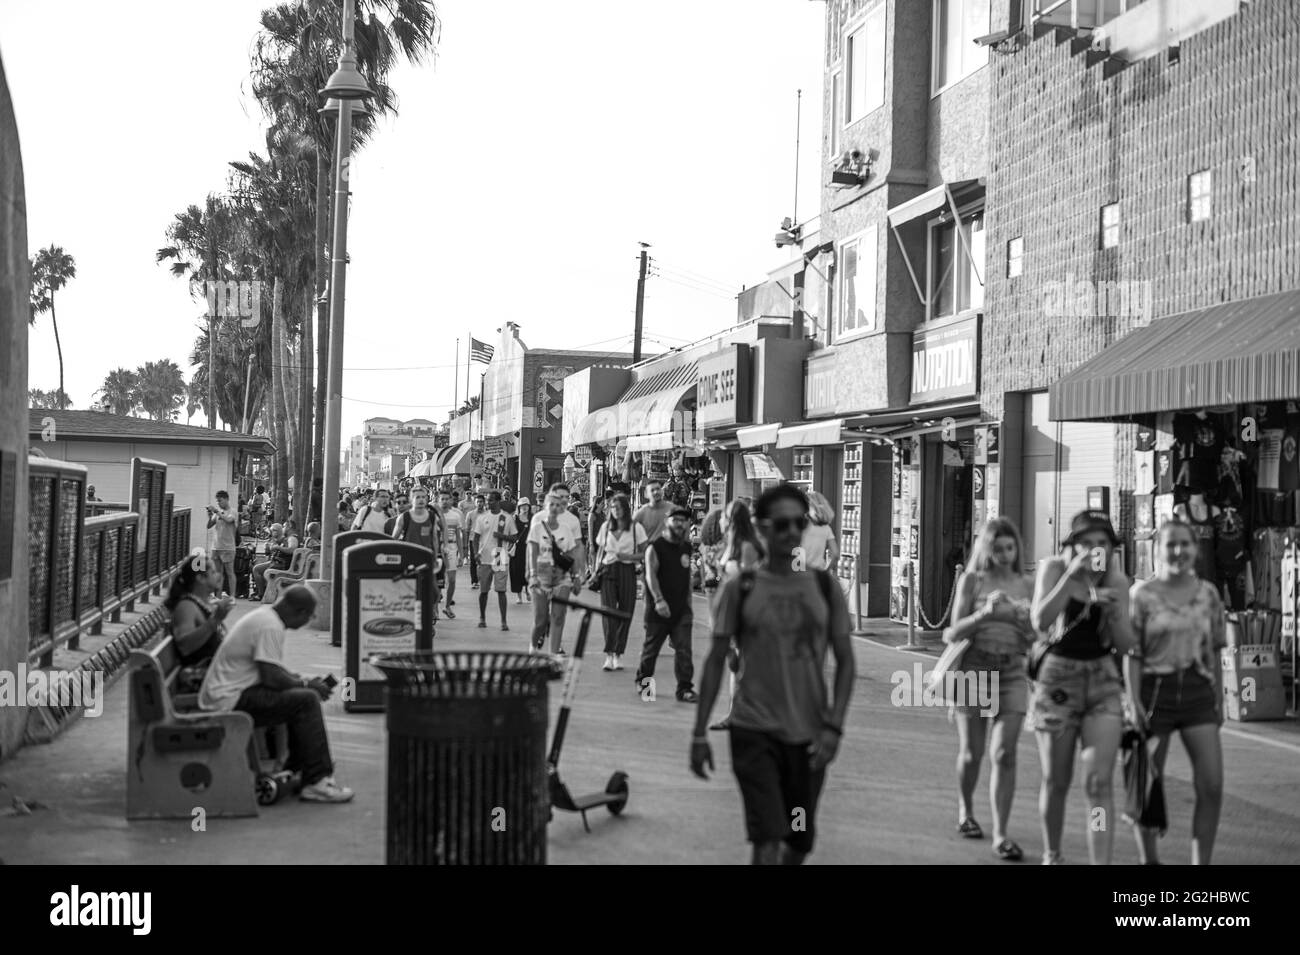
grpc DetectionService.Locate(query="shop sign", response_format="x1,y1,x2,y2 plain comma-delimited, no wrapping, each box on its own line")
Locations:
910,316,979,403
696,344,753,428
709,478,727,510
805,351,839,418
743,452,784,481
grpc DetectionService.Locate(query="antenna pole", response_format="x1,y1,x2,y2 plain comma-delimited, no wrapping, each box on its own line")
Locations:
793,89,802,227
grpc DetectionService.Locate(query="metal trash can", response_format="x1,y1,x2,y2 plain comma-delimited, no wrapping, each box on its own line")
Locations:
373,651,562,865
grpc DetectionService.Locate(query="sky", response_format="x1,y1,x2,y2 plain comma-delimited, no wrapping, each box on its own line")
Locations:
3,0,826,441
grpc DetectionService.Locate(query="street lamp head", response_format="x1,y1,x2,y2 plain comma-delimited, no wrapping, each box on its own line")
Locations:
320,52,374,100
318,96,372,119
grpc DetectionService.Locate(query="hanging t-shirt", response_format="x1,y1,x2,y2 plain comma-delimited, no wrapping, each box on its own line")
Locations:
1279,414,1300,493
1174,500,1218,583
1214,507,1248,577
1173,413,1225,491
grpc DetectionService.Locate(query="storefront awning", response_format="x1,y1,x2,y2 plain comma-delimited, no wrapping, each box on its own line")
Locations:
886,179,981,228
570,364,698,446
1049,288,1300,421
414,442,472,476
736,423,781,448
776,418,844,449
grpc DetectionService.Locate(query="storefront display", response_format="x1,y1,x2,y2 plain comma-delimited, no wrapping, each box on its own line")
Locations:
839,443,862,589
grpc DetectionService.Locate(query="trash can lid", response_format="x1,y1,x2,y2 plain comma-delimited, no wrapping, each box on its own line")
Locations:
371,650,563,697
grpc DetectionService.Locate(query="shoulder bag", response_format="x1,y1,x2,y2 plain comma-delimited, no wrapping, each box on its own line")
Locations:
544,520,575,574
587,526,609,592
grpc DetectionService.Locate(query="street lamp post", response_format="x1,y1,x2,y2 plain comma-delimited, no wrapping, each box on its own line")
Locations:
319,0,373,584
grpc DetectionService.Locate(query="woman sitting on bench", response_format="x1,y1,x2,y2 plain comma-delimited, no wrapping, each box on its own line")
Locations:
165,556,235,677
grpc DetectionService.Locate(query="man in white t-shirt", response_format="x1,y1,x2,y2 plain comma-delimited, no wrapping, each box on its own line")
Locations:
530,482,583,540
198,586,353,803
351,488,392,534
438,490,464,617
470,491,519,630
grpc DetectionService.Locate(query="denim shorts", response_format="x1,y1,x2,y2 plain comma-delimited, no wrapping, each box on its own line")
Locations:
954,645,1029,717
1029,652,1123,735
1141,667,1220,736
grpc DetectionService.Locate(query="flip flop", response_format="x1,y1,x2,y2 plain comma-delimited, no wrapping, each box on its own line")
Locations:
957,818,984,839
994,839,1023,861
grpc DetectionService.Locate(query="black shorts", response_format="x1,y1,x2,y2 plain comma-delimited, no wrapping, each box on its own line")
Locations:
1141,667,1219,736
728,726,826,855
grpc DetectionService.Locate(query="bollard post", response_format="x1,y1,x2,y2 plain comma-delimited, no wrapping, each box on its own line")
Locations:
901,560,925,651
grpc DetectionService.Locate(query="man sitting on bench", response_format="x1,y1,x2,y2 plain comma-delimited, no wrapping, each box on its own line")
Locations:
198,586,354,803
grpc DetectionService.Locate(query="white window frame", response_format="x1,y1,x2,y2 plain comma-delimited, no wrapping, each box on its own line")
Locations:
845,2,887,125
1100,202,1120,249
830,70,843,160
836,224,880,343
931,0,990,96
1188,169,1212,223
925,203,986,322
1007,236,1024,278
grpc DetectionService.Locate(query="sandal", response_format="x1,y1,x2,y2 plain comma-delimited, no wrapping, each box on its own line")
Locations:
994,839,1023,861
957,818,984,839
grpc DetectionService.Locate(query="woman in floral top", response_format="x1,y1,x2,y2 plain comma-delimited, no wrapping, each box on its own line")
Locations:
1125,519,1226,865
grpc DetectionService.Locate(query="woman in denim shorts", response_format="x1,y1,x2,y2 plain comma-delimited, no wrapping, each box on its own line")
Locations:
1125,519,1226,865
1030,511,1139,865
942,518,1035,861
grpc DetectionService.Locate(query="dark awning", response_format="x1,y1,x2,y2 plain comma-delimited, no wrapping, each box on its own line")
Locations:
1049,288,1300,422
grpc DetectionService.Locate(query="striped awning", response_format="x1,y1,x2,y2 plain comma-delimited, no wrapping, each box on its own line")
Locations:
412,442,473,476
571,362,698,446
1049,288,1300,421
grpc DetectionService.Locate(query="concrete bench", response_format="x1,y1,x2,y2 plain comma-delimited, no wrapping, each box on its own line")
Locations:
125,635,288,820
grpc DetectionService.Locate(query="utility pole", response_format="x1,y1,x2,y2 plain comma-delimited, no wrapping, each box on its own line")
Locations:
633,242,649,363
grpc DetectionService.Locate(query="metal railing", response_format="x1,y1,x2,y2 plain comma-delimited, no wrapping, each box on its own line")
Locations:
28,458,191,667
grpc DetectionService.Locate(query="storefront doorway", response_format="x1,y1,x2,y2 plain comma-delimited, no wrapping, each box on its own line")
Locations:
919,429,974,626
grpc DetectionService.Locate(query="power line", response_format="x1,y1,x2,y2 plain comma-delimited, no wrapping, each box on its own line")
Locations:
648,258,741,293
649,272,738,301
652,264,737,294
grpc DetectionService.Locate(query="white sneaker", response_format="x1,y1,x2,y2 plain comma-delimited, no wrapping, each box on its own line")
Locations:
602,654,614,671
613,654,625,671
300,777,354,803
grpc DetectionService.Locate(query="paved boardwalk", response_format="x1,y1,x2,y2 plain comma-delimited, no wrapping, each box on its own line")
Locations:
2,581,1298,865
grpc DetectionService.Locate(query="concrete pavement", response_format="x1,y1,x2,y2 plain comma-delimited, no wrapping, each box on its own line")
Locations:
2,575,1298,865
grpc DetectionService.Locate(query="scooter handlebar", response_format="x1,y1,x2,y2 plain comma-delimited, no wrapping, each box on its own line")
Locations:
551,593,632,622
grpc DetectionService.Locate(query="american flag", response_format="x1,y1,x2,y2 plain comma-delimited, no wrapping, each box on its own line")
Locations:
470,338,494,364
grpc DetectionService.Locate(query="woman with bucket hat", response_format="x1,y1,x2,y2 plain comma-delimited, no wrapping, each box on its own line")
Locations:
1029,510,1138,865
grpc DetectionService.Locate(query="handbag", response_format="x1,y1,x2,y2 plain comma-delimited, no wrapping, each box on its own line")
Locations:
587,529,607,592
1120,727,1167,833
544,521,575,574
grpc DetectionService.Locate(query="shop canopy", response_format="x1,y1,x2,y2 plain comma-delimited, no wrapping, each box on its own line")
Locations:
411,442,473,476
776,418,844,449
570,362,698,447
1049,288,1300,421
736,423,780,448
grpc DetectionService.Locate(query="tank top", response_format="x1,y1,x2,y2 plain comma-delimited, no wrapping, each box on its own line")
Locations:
171,594,223,666
394,510,440,553
969,574,1031,655
1049,597,1109,660
648,537,693,620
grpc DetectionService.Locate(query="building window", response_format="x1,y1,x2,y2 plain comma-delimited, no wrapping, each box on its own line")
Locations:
1188,169,1212,222
928,208,985,320
932,0,990,94
1007,236,1024,278
1100,202,1120,249
830,71,843,158
846,3,886,123
837,226,879,339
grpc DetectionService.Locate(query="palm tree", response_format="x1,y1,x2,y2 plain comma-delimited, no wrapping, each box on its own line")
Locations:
29,246,77,402
157,196,240,428
134,359,187,421
28,388,72,410
96,367,139,415
252,0,440,503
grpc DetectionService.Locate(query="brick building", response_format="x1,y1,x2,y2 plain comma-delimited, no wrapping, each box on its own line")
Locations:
982,0,1300,591
775,0,1017,619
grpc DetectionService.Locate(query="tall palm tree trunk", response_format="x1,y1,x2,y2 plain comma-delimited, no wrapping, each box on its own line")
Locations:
270,279,291,523
299,296,315,523
50,297,65,403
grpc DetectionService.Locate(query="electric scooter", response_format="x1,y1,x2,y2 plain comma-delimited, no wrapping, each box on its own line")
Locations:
548,593,631,832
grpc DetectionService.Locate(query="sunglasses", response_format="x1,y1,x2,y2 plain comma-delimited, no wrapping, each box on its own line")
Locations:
759,516,809,534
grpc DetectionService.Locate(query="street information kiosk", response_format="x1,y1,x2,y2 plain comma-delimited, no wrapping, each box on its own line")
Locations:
343,540,435,712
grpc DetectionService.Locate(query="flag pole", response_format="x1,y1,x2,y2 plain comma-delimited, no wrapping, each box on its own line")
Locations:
465,328,471,405
453,337,459,414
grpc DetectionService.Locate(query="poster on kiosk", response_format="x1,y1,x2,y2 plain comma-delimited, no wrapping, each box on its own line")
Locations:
343,540,436,712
